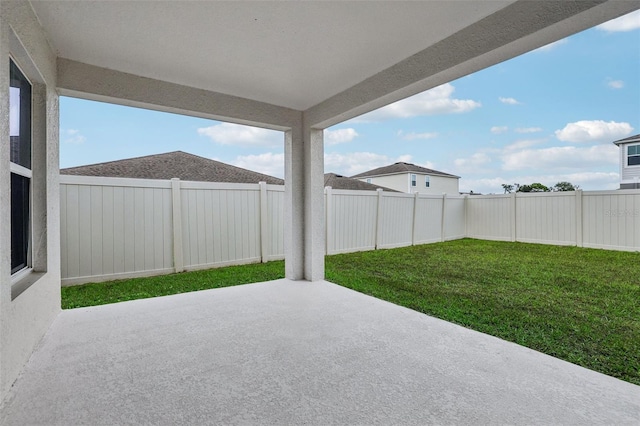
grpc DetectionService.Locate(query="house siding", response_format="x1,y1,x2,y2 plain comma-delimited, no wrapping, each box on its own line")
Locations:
360,174,410,193
359,173,458,194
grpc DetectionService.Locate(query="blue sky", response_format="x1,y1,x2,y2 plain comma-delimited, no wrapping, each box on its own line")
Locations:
60,10,640,194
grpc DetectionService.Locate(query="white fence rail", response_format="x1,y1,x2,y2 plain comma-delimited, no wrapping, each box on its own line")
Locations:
60,176,640,286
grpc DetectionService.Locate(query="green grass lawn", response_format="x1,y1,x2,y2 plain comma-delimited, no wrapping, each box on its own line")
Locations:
61,261,285,309
326,239,640,385
62,239,640,385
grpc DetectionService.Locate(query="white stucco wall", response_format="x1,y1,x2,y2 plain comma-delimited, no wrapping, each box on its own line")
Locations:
360,173,459,194
0,2,60,400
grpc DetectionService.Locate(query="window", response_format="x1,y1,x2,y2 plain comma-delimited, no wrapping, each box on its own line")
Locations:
411,174,417,187
9,59,32,275
366,178,371,183
627,145,640,166
425,176,430,187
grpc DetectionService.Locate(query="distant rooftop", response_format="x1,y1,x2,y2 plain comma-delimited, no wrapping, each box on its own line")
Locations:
351,162,459,179
324,173,398,192
61,151,284,185
612,134,640,145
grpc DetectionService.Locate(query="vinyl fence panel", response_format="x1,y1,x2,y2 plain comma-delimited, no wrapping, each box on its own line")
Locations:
582,190,640,251
515,192,576,245
265,185,285,261
378,192,415,249
326,189,378,254
444,196,466,240
413,195,444,244
466,195,512,241
180,182,262,271
60,176,174,285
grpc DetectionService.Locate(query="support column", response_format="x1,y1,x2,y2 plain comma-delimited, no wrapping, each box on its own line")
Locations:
284,120,325,281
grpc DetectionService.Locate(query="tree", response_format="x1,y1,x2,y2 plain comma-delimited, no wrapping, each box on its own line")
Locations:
502,184,514,194
552,181,580,192
517,183,550,193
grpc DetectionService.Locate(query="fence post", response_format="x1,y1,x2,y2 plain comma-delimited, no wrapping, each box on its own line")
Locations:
464,194,469,238
259,182,269,262
441,193,447,242
170,178,184,273
411,192,419,245
576,189,583,247
375,188,383,249
325,186,332,254
510,192,517,242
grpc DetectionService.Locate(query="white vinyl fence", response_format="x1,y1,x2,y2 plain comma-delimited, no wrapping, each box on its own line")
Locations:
60,176,640,286
325,189,466,254
466,190,640,251
60,175,284,285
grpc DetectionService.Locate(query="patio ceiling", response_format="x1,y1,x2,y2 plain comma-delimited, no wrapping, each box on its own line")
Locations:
30,0,639,128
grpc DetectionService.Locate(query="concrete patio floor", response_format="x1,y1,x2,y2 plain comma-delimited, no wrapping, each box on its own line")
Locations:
1,279,639,425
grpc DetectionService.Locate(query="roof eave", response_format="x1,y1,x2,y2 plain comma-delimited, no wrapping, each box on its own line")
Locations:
354,171,460,179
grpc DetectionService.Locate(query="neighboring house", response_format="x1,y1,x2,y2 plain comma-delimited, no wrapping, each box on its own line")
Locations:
613,134,640,190
351,162,460,194
324,173,398,192
61,151,284,185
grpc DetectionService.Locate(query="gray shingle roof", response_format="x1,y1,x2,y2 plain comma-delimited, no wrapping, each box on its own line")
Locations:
350,162,459,179
61,151,284,185
324,173,398,192
612,134,640,145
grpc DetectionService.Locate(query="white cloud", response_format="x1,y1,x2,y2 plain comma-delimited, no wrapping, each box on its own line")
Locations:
325,128,359,146
607,80,624,89
597,10,640,32
501,144,618,171
354,83,481,122
533,38,568,52
61,129,86,144
499,97,521,105
555,120,633,144
232,152,284,178
515,127,542,134
398,131,438,141
491,126,508,134
503,139,546,152
198,123,282,148
453,152,491,170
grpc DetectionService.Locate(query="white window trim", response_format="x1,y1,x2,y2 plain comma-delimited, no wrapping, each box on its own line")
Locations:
624,143,640,168
9,162,32,178
8,53,38,296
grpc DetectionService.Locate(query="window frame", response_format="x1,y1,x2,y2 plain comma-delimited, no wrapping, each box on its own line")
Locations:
626,143,640,167
410,174,417,187
425,176,430,188
9,57,33,278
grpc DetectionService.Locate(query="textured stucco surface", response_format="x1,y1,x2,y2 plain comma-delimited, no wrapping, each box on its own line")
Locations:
2,280,639,425
0,1,61,400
